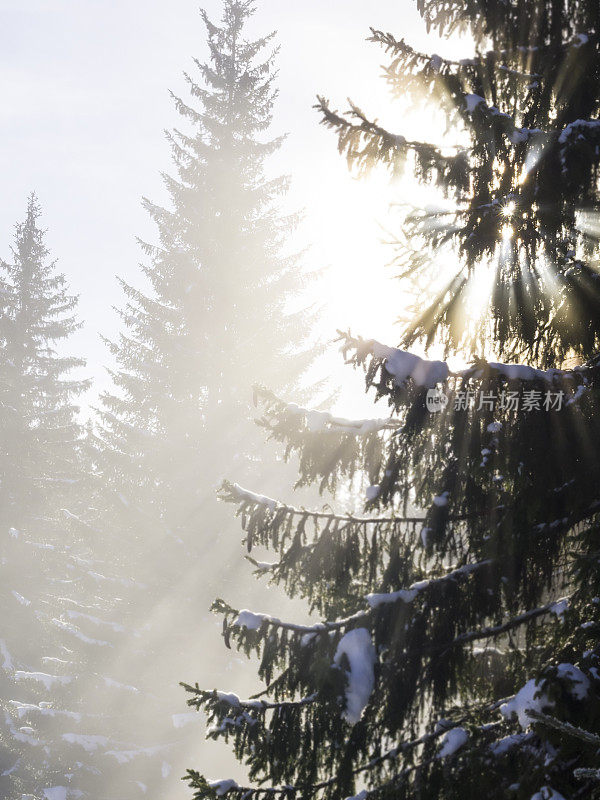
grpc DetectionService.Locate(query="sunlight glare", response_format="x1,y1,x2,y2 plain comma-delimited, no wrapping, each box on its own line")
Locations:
501,222,514,240
465,262,495,315
517,144,544,185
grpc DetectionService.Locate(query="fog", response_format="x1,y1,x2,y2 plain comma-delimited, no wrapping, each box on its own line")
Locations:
0,2,461,797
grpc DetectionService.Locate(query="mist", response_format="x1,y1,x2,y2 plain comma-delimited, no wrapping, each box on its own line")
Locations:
0,1,426,797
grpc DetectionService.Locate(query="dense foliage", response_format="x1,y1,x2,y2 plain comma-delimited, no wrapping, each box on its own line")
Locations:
184,2,600,799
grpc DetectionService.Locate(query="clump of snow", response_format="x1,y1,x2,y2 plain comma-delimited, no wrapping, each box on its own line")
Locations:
488,362,562,382
62,733,108,752
531,787,567,800
368,339,581,392
51,618,111,647
555,663,590,700
216,691,241,707
285,403,399,435
501,664,589,729
230,483,277,512
465,93,485,113
367,580,430,609
344,792,369,800
209,779,239,796
334,628,376,724
438,727,469,758
567,383,587,406
234,610,272,630
43,788,68,800
509,129,529,144
14,672,72,691
429,54,442,72
372,343,449,389
66,610,125,633
558,118,600,145
246,557,277,572
487,422,502,433
365,485,380,501
101,676,139,693
207,717,236,736
549,598,569,620
105,744,166,764
9,701,81,722
507,126,543,145
501,679,552,728
367,563,487,609
489,732,528,755
300,623,325,647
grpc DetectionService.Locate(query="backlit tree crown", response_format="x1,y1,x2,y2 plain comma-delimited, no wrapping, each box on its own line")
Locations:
318,1,600,365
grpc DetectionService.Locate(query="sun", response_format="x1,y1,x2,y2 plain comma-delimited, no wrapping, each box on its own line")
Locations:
310,169,403,345
502,200,516,217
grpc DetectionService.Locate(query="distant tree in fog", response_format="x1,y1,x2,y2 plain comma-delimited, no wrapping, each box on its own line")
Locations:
0,197,175,799
0,194,86,524
95,0,319,547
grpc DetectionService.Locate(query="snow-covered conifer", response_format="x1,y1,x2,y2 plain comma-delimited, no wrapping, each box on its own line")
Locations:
184,2,600,799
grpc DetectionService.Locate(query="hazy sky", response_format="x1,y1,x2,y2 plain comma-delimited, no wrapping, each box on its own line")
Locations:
0,0,462,406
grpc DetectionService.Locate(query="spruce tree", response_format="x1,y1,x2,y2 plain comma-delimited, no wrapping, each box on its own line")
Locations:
0,198,171,799
183,3,600,799
0,194,85,523
88,4,320,793
95,0,316,552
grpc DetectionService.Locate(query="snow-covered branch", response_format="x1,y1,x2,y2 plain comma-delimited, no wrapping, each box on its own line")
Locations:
217,558,494,636
220,480,428,523
184,686,318,713
192,700,504,799
342,332,589,388
254,386,402,435
574,767,600,781
366,559,491,608
279,402,402,435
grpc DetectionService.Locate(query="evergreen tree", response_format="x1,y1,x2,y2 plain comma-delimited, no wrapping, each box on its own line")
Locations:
86,4,320,794
95,0,317,551
0,194,85,523
183,3,600,800
0,199,171,800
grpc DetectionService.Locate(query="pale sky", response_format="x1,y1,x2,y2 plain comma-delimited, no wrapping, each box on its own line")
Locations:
0,0,463,407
